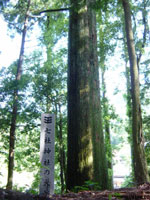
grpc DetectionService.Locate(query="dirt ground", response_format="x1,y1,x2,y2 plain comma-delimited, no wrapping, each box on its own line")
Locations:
0,183,150,200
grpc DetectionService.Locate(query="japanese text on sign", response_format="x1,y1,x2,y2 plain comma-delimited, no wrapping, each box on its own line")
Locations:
40,114,55,195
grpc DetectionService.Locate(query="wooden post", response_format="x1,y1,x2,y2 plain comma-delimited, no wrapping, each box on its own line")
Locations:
40,113,55,195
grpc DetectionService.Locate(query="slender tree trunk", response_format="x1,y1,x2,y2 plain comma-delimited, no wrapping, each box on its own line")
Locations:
6,0,31,190
122,26,134,180
125,58,135,179
99,13,113,188
121,0,149,184
101,70,113,190
67,0,108,190
55,102,66,193
58,104,66,193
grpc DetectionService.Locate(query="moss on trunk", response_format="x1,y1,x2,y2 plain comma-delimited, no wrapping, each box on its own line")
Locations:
67,0,108,190
122,0,149,184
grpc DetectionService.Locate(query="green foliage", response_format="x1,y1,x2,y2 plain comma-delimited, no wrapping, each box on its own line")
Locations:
0,60,33,166
108,192,123,200
2,1,32,35
29,172,41,194
121,174,135,188
0,47,68,190
90,0,115,12
14,128,40,172
108,194,112,200
72,181,101,193
31,51,67,112
13,184,29,193
113,192,122,199
0,0,9,8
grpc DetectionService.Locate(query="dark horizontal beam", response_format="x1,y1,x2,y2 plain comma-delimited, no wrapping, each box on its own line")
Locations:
39,7,70,14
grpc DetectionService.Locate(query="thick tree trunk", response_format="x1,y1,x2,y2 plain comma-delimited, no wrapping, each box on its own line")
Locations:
6,0,31,190
67,0,108,190
122,0,149,184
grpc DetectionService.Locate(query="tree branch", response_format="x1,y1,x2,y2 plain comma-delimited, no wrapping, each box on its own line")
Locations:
39,7,70,14
29,7,70,18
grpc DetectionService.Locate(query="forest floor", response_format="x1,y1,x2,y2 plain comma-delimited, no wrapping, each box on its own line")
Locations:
0,183,150,200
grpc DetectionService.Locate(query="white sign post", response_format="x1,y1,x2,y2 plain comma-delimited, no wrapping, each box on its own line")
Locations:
40,113,55,195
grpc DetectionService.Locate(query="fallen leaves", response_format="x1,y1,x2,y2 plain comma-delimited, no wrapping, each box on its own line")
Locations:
1,183,150,199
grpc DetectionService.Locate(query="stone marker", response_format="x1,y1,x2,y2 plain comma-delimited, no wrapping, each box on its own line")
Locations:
40,113,55,195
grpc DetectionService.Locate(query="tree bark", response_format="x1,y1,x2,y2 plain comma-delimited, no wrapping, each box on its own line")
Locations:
121,0,149,184
6,0,31,190
58,104,66,193
101,69,113,190
67,0,108,190
99,13,113,189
